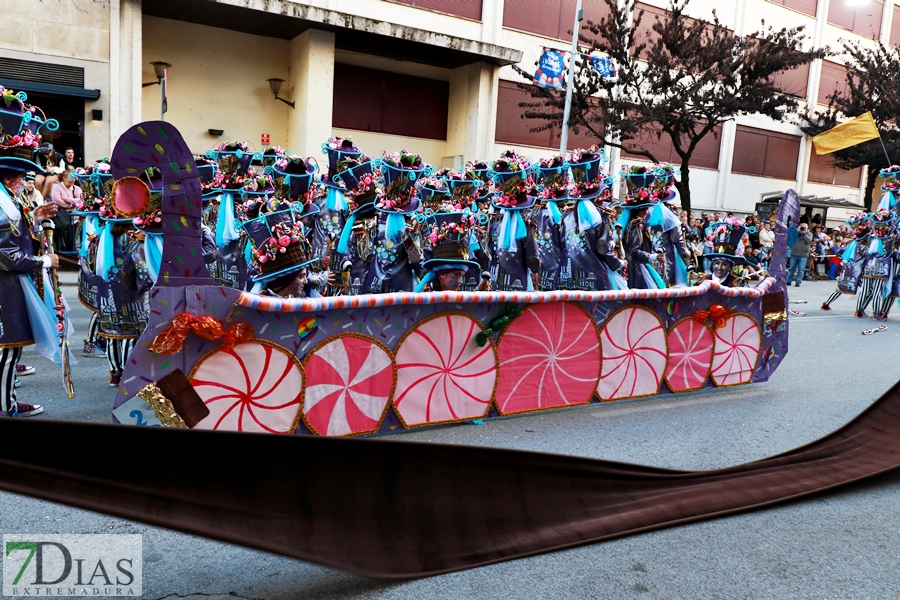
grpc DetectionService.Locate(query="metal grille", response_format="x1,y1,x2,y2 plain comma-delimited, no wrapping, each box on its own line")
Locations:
0,58,84,88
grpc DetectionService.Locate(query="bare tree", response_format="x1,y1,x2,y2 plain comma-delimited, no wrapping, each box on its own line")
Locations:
516,0,826,215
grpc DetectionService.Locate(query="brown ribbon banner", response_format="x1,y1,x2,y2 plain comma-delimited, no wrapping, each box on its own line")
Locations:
1,381,899,578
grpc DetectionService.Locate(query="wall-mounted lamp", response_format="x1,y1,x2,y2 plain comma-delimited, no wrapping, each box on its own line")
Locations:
267,78,295,109
208,128,224,137
142,61,172,121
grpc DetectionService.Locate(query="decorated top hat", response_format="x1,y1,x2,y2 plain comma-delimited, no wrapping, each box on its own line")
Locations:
330,156,377,207
0,87,58,174
376,150,426,215
322,137,363,174
243,205,316,282
209,141,259,176
259,145,286,168
444,170,485,208
532,155,570,201
566,146,609,200
847,211,870,238
871,208,895,237
880,165,900,191
623,165,656,191
649,163,678,201
268,154,318,202
465,160,493,203
240,173,275,200
416,175,450,207
706,220,746,265
421,211,481,273
72,159,113,210
490,150,535,210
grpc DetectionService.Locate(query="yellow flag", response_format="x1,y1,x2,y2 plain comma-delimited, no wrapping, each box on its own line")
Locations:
812,112,880,155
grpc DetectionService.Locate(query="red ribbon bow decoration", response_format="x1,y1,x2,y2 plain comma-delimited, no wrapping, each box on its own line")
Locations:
692,304,732,330
150,312,255,355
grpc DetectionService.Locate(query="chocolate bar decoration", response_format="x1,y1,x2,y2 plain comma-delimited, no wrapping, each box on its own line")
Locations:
156,368,210,428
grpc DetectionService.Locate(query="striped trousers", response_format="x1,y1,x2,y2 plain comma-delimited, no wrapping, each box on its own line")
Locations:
86,312,101,345
856,277,881,314
823,289,841,308
106,338,136,375
874,262,900,317
0,347,22,415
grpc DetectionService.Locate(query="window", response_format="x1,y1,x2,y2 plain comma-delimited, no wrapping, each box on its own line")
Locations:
827,0,883,39
494,80,601,150
817,60,850,106
807,151,862,187
891,5,900,48
767,0,817,17
387,0,482,21
332,63,449,141
620,124,721,169
502,0,611,41
770,61,810,98
731,125,800,179
631,2,732,61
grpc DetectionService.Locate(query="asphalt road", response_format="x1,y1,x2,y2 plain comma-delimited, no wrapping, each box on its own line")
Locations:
3,277,899,599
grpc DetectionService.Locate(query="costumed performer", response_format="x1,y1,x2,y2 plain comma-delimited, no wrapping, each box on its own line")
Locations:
487,150,540,291
562,146,626,291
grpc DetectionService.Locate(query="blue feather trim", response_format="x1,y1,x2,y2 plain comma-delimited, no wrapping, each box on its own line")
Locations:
576,200,603,230
414,270,436,292
547,200,562,224
385,212,407,243
215,192,240,248
336,213,357,254
326,187,348,211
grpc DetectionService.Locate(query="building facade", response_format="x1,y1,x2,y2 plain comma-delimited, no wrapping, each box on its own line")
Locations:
1,0,893,220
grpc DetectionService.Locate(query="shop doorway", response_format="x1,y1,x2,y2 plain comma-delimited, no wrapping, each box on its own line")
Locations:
26,92,85,167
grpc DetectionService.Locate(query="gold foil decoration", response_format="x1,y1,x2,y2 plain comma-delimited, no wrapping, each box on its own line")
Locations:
137,384,187,428
763,310,787,325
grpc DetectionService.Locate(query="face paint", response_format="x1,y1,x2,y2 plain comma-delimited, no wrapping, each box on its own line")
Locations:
276,269,309,298
3,175,25,197
711,259,731,279
439,271,463,291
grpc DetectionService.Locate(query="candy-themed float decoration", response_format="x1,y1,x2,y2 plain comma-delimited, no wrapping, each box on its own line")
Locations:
107,121,797,437
711,314,762,387
190,341,304,433
597,306,668,401
301,334,395,436
393,313,498,427
665,318,714,393
495,302,601,415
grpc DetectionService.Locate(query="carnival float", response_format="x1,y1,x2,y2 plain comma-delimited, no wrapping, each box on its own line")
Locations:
107,122,795,435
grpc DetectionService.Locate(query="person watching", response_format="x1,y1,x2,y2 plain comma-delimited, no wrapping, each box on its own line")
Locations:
35,143,64,198
49,169,81,252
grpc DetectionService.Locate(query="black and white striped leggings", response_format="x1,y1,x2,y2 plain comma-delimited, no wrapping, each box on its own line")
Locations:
86,312,101,345
856,277,883,314
0,346,22,415
106,337,136,374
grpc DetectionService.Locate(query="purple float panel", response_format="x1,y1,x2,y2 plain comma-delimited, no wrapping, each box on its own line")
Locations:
110,121,792,436
110,121,214,289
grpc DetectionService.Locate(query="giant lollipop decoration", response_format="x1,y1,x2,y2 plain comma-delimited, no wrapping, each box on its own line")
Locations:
597,306,667,401
393,313,497,427
711,314,761,387
495,302,601,415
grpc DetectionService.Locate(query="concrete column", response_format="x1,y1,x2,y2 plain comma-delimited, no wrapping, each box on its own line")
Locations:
446,61,499,163
880,0,894,45
481,0,505,46
288,29,335,158
713,121,737,210
110,0,142,146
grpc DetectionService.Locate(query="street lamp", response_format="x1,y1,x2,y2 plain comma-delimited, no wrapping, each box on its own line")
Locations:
142,61,172,121
267,78,295,109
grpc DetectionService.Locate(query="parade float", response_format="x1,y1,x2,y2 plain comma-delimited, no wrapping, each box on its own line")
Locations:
109,122,796,435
